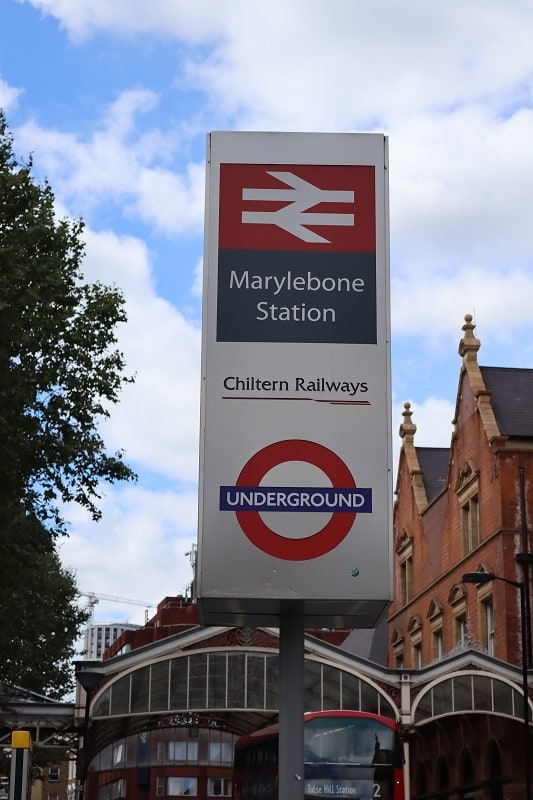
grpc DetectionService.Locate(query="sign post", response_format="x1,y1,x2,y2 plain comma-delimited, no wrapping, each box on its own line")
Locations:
197,132,391,799
9,732,32,800
197,132,391,625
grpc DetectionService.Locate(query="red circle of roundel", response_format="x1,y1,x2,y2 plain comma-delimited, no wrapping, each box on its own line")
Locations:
235,439,356,561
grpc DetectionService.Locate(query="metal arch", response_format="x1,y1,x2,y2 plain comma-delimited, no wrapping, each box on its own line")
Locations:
303,653,400,718
85,647,401,753
411,668,532,726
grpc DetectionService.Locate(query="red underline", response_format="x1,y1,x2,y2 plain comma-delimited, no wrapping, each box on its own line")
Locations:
221,396,371,406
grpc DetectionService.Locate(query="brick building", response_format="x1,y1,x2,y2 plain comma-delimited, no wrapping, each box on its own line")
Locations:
388,314,533,797
31,764,69,800
73,315,533,800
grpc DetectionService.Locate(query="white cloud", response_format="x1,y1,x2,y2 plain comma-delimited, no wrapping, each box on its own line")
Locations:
393,397,455,448
25,1,533,126
391,397,456,487
174,2,533,131
81,227,201,482
22,0,229,43
390,105,533,273
15,91,205,235
55,225,202,616
190,256,203,299
0,78,22,111
59,484,198,624
392,265,533,344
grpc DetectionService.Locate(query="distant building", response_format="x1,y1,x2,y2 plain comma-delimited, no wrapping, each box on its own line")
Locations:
84,623,142,661
31,763,69,800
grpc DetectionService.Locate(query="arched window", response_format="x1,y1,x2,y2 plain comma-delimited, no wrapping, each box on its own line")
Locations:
415,763,427,794
435,755,449,797
390,627,404,669
396,528,413,606
455,459,480,555
458,747,474,790
407,615,423,669
427,598,444,662
485,740,503,800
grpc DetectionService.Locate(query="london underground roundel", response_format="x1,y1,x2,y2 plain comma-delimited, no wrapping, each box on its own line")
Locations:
220,439,372,561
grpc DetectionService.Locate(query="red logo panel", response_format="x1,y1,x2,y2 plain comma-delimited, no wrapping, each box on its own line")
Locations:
218,164,375,253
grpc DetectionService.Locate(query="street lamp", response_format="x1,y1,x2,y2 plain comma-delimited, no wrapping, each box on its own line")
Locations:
76,668,105,800
462,571,531,800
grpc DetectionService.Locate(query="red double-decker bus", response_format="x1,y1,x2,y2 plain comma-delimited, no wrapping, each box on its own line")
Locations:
233,710,405,800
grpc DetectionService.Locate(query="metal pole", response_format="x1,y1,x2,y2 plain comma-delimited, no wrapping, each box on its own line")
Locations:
77,688,91,800
8,732,32,800
519,466,533,666
278,601,305,800
76,668,104,800
517,581,532,800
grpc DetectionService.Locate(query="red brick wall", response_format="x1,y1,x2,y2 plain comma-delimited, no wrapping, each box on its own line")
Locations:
388,364,533,670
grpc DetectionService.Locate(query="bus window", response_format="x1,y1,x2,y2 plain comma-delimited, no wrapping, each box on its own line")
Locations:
304,716,397,766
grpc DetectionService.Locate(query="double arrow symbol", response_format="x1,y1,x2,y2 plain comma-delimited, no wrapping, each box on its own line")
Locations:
241,171,355,244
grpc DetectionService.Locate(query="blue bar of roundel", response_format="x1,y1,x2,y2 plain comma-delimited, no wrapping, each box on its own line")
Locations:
219,486,372,512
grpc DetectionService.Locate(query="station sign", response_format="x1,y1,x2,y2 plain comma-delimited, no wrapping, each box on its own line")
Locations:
196,132,392,627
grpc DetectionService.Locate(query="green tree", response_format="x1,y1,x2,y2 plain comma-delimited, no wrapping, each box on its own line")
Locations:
0,513,90,698
0,111,136,694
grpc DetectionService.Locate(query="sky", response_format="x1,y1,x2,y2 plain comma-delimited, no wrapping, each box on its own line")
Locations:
2,0,533,630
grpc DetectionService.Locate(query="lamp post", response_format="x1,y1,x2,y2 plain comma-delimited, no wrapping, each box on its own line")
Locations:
76,668,105,800
462,571,531,800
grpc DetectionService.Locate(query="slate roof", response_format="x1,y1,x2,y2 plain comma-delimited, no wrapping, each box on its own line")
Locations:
480,366,533,437
340,616,389,665
416,447,449,503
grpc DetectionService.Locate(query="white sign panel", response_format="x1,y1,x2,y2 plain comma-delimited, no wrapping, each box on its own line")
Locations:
197,132,392,627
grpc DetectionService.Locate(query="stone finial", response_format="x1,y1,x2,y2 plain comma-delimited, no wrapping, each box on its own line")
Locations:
458,313,481,360
398,402,428,512
399,402,417,440
456,313,502,443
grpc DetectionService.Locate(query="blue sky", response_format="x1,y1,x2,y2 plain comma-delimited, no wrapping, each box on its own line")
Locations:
2,0,533,626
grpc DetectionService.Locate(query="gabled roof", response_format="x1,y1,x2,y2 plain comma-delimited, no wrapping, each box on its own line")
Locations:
480,366,533,437
416,447,449,503
339,616,388,665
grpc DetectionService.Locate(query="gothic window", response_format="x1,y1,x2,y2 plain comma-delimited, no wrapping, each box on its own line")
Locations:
449,584,469,648
475,571,495,657
396,528,413,606
483,598,495,656
391,627,404,669
427,598,444,663
456,460,480,555
408,615,423,669
461,495,480,553
433,629,444,661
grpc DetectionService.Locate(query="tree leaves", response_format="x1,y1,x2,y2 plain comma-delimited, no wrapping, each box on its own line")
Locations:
0,111,137,696
0,111,136,535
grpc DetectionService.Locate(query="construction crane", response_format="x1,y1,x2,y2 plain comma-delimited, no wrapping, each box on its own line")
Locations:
79,592,155,622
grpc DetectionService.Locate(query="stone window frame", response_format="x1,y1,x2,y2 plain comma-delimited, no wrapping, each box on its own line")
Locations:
480,594,495,656
472,563,495,656
391,627,404,669
408,615,423,669
449,583,469,647
427,598,444,662
455,460,480,556
396,527,414,607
